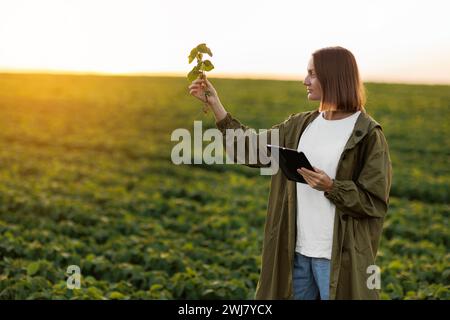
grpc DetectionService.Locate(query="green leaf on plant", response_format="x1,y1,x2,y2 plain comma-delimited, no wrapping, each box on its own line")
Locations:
202,60,214,71
187,66,201,82
27,262,40,276
196,43,213,57
188,48,198,64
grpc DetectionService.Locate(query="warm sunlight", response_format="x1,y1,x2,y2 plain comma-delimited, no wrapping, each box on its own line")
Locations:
0,0,448,304
0,0,449,83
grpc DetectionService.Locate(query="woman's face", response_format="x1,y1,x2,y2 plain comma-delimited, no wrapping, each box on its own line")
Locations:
303,56,322,101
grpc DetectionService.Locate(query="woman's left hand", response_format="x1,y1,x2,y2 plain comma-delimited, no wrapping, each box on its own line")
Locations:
297,166,334,192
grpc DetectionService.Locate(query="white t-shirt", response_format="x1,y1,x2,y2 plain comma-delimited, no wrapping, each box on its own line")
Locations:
296,110,361,259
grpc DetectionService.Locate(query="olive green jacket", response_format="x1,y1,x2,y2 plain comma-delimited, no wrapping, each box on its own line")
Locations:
215,109,393,300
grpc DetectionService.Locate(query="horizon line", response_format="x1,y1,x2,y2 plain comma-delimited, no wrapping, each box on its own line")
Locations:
0,68,449,86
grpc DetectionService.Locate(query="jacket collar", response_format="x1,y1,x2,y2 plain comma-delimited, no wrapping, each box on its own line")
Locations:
293,109,382,152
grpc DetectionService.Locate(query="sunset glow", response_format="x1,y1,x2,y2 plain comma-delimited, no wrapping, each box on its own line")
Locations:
0,0,449,83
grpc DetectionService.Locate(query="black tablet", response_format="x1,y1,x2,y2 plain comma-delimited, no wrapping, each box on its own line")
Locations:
267,144,314,184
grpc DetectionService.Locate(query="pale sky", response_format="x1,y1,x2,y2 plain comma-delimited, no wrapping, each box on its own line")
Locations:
0,0,449,83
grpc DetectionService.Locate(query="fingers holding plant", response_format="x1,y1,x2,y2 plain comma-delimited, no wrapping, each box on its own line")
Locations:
188,77,217,103
187,43,218,113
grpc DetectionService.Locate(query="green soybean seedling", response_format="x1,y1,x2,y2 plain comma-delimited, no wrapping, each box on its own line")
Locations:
187,43,214,114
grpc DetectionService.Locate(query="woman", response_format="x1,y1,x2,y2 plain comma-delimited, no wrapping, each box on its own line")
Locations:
188,46,392,300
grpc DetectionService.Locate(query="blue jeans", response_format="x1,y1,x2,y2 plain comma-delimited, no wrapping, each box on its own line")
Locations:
293,252,331,300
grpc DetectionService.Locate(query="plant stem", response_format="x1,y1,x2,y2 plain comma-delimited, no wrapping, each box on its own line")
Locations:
200,71,210,114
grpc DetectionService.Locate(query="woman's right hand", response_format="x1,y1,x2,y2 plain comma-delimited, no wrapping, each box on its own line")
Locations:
188,75,221,109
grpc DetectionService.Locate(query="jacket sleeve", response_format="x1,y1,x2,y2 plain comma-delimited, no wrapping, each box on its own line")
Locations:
215,112,294,168
324,127,393,219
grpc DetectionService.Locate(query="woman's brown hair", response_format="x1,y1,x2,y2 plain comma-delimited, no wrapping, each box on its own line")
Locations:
312,46,366,112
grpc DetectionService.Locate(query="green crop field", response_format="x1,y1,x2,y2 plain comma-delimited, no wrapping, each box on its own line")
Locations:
0,73,448,299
